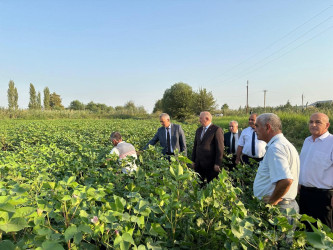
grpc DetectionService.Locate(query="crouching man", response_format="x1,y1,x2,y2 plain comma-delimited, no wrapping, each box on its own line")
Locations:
109,132,137,174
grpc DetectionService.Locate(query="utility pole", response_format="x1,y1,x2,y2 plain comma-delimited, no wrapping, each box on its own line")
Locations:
263,90,267,110
302,94,304,111
246,80,249,114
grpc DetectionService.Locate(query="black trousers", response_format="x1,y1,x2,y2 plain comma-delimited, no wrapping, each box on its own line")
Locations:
299,185,333,231
241,154,263,165
195,166,219,186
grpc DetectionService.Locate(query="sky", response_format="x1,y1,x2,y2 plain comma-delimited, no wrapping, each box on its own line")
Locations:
1,1,332,112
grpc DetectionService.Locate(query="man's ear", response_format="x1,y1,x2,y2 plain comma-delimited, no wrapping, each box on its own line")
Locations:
266,123,271,131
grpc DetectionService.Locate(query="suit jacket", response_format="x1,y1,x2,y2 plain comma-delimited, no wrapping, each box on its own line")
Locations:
192,124,224,170
224,131,242,154
145,123,187,156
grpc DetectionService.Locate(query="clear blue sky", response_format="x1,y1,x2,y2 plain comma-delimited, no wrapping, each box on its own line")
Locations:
1,1,332,112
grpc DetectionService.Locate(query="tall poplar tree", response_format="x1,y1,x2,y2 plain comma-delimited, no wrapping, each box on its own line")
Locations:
28,83,37,109
7,80,19,110
43,87,50,110
37,92,42,110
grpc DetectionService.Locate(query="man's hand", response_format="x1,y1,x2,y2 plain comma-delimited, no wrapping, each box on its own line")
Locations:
191,162,195,169
262,196,282,205
268,179,293,205
214,164,221,172
235,158,240,165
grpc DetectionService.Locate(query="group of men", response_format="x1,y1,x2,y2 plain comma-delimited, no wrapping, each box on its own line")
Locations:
109,111,333,231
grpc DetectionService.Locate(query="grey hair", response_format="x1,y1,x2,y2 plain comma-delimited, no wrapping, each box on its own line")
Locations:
229,120,238,126
159,113,170,120
200,111,212,121
257,113,282,132
110,132,122,141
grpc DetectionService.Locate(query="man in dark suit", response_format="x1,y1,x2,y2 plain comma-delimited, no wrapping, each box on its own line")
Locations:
192,111,224,185
145,113,187,156
224,120,241,171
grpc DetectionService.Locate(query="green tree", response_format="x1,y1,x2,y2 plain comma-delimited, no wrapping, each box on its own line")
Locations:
124,101,136,110
28,83,37,109
221,103,229,110
7,80,19,110
161,82,194,119
221,103,229,115
37,92,42,110
153,99,163,113
193,88,216,115
43,87,50,110
69,100,85,110
50,92,64,110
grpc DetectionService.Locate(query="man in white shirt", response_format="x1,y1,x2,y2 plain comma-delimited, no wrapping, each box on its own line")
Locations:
299,112,333,231
253,113,300,213
236,113,266,165
110,132,137,174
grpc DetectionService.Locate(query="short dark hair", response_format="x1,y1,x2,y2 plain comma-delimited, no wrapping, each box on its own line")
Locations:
110,132,122,141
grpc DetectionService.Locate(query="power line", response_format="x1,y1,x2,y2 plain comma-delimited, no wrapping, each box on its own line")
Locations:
205,5,332,84
218,23,333,86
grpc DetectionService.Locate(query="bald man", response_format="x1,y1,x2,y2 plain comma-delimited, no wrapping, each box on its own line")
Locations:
192,111,224,185
299,113,333,231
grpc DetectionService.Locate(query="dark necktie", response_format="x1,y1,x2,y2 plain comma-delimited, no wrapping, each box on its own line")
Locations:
231,133,236,154
251,131,256,156
200,127,206,140
166,127,171,153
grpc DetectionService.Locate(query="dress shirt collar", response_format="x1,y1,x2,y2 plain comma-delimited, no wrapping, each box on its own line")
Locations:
166,124,171,130
204,123,212,130
266,133,283,150
308,131,330,142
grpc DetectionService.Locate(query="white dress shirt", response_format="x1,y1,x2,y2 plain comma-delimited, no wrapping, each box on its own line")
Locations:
238,127,266,158
299,131,333,189
254,133,300,200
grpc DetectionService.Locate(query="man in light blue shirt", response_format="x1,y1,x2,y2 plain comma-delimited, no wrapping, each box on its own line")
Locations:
253,113,300,212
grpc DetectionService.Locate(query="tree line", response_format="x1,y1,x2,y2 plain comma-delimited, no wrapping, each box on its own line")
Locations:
6,80,147,115
8,81,64,111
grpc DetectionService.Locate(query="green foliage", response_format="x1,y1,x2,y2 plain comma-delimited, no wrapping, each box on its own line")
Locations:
193,88,217,115
161,82,194,119
28,83,38,110
37,92,42,110
158,83,218,119
69,100,85,110
7,80,19,110
0,119,332,249
50,92,64,110
43,87,51,110
152,99,162,113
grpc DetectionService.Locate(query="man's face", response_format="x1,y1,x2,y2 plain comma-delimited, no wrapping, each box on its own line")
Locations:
199,114,209,127
255,121,267,142
309,113,330,139
111,139,118,146
229,122,238,133
249,114,257,128
160,117,170,128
